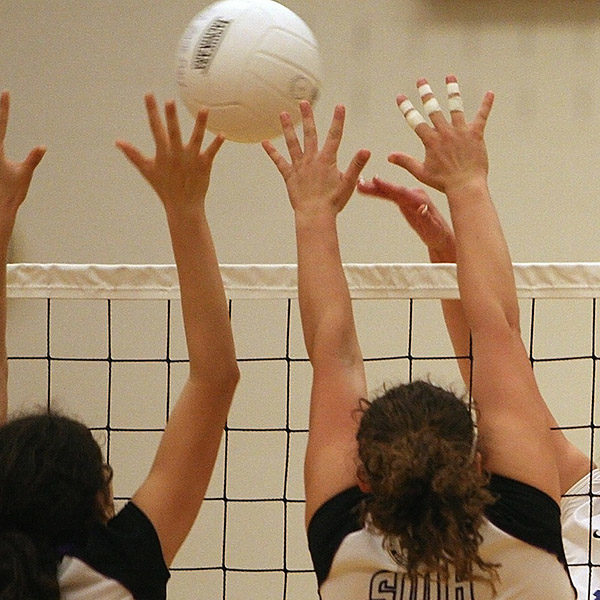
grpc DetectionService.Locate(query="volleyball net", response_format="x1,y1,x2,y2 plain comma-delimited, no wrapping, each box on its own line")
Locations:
6,262,600,600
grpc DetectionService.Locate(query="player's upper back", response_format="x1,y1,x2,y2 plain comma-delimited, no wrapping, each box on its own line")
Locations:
318,519,575,600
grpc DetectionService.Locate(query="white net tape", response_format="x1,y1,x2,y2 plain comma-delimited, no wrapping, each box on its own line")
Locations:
8,262,600,299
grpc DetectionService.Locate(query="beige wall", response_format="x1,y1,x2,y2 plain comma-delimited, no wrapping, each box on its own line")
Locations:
2,0,599,266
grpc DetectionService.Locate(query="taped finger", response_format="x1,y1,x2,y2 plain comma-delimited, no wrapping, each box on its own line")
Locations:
398,98,426,130
418,83,442,116
447,80,464,112
418,83,434,99
423,97,441,116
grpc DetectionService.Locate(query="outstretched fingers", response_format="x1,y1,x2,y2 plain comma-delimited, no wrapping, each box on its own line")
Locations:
397,94,428,137
164,100,183,153
187,109,225,162
321,104,345,159
300,100,319,156
24,146,47,171
144,94,168,153
262,139,292,179
397,76,471,133
473,91,495,133
358,177,434,225
340,148,370,197
417,78,446,130
446,75,466,127
356,176,387,199
387,150,426,182
188,109,209,156
203,133,226,164
279,110,303,163
358,177,426,209
115,139,151,176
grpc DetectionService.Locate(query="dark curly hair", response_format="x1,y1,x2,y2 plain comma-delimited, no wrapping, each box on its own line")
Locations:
356,380,498,587
0,412,112,600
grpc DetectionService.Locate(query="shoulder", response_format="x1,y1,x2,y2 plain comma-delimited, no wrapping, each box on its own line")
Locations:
67,502,170,600
307,486,367,586
485,474,570,572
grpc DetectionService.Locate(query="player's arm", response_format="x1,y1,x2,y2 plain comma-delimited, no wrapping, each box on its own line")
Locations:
357,179,472,382
263,102,370,526
0,91,46,425
359,169,591,494
116,95,239,566
389,76,562,502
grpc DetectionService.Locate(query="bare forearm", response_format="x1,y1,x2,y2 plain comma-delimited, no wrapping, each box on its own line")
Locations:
427,246,473,384
447,180,519,336
166,208,238,387
295,211,361,367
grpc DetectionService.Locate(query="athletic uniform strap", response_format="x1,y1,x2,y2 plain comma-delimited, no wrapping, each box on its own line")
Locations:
307,486,366,585
486,474,570,573
69,502,170,600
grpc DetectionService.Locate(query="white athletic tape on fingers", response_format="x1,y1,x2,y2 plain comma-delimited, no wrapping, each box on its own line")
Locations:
407,111,426,129
423,97,441,115
447,81,464,111
418,84,433,98
398,99,415,115
448,95,464,112
398,99,426,129
447,82,461,96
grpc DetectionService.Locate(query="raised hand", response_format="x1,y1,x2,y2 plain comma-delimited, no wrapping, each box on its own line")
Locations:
118,95,238,567
262,101,370,216
116,94,224,213
0,91,46,225
0,91,46,424
263,102,370,524
388,75,494,195
357,178,455,261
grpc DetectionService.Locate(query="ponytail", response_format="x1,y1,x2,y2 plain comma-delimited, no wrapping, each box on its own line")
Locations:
357,381,498,585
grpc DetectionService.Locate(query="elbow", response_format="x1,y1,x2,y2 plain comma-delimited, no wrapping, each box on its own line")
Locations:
227,362,241,396
470,316,521,350
189,357,240,401
217,364,240,411
468,302,521,340
212,360,241,400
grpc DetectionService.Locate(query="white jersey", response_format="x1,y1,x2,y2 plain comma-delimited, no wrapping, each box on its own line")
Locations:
308,475,575,600
56,502,169,600
561,469,600,599
58,557,133,600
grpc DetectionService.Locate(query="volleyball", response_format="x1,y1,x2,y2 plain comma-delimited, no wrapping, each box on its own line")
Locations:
175,0,322,143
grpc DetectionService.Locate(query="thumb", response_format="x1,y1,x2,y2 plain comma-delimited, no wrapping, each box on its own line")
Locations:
24,146,46,172
341,148,371,196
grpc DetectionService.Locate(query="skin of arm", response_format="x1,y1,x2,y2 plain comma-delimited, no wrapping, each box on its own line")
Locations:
356,179,472,382
357,176,591,495
262,101,370,526
116,95,239,566
0,91,46,425
386,76,563,503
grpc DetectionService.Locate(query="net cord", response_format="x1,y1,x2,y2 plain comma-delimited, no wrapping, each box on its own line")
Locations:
8,263,600,300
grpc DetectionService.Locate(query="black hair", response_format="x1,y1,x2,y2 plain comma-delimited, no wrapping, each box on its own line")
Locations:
0,412,110,599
